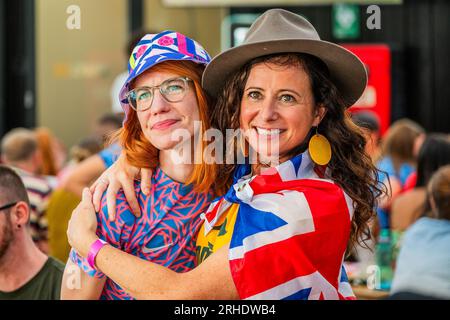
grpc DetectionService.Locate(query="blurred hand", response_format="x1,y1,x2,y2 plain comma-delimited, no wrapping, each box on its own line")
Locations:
67,188,99,258
90,152,153,221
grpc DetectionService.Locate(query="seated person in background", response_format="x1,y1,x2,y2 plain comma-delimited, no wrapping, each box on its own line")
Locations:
0,128,53,253
391,134,450,231
351,111,381,162
57,136,104,186
402,132,426,192
34,127,67,188
0,165,64,300
61,143,122,199
346,111,381,277
390,165,450,300
62,112,123,199
376,119,425,230
47,136,104,262
93,113,124,147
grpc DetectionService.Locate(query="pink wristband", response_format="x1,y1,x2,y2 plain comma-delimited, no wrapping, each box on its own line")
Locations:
87,239,107,269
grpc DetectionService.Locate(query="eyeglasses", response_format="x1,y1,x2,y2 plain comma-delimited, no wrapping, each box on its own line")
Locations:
0,202,17,212
126,77,193,112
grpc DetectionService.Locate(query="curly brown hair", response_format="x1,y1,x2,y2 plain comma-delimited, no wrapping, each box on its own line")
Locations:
211,53,386,251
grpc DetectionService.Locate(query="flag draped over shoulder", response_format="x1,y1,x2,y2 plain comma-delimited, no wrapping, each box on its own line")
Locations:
203,151,356,300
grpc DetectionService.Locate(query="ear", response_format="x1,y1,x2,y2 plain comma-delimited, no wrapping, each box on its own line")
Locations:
9,201,30,227
312,104,327,127
429,195,439,219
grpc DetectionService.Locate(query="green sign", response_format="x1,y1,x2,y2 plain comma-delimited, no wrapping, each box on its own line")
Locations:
221,14,259,50
332,4,360,40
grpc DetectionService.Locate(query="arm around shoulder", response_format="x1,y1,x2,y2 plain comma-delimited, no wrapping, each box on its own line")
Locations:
95,243,239,300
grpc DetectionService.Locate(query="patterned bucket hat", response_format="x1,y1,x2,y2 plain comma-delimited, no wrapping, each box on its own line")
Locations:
119,30,211,116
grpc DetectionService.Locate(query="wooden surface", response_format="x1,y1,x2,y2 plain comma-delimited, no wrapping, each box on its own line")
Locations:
352,285,390,300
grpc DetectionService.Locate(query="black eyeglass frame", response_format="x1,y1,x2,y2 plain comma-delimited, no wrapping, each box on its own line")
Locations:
0,202,18,212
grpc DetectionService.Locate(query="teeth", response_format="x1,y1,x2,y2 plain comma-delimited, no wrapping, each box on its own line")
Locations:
255,127,282,135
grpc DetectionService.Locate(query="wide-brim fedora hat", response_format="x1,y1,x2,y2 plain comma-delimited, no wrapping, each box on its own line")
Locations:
202,9,367,108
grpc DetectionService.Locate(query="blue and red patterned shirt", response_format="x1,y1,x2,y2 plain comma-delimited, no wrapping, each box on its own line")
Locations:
70,167,213,300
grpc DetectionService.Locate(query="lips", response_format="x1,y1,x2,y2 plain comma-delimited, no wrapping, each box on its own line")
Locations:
151,119,180,130
253,126,285,137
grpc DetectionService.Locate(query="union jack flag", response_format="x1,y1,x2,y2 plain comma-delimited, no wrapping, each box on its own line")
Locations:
203,152,356,300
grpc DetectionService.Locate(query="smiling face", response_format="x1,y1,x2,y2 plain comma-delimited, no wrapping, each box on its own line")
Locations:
240,62,326,164
133,70,200,151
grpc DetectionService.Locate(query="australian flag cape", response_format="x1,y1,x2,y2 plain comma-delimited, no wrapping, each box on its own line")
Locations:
202,151,356,300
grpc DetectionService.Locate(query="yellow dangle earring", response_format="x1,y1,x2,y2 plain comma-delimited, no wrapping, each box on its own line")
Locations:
308,126,332,166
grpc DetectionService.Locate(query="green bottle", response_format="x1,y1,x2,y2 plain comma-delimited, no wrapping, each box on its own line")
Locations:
375,229,393,291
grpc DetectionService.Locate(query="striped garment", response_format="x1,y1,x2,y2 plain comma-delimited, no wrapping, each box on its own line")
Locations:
71,167,213,300
12,167,52,242
202,151,356,300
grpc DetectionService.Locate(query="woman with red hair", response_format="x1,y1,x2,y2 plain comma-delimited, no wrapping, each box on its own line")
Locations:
61,31,221,300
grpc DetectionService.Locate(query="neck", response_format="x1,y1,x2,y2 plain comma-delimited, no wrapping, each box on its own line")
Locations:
10,161,36,174
0,231,47,292
250,153,293,176
159,146,194,184
249,139,309,176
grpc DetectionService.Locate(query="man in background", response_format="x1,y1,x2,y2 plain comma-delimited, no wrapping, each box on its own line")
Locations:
1,128,53,253
0,165,63,299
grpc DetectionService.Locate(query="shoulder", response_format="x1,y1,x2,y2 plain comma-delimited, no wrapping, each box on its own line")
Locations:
392,189,426,213
376,156,395,173
45,257,65,274
402,217,449,246
98,179,145,226
21,174,53,195
98,144,121,168
409,217,450,233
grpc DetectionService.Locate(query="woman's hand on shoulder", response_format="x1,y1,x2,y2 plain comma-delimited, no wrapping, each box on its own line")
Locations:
67,188,100,258
89,151,153,221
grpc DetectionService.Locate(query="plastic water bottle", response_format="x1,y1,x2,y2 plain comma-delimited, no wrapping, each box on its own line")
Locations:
375,229,393,291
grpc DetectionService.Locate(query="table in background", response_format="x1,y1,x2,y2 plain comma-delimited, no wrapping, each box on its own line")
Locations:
352,285,390,300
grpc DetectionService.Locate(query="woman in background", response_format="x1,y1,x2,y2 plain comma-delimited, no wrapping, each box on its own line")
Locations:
376,119,425,230
390,165,450,299
391,133,450,231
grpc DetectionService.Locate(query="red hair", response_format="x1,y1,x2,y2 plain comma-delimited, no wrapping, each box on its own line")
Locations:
113,61,221,195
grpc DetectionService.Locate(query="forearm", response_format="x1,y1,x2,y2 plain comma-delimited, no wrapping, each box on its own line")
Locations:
61,259,106,300
63,155,106,197
94,245,184,299
93,243,238,300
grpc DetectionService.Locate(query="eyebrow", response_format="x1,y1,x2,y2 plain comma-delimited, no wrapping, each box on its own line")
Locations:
245,86,303,97
245,86,264,91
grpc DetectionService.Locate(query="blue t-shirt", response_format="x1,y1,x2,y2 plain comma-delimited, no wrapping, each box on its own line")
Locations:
376,157,415,229
98,143,122,168
391,217,450,299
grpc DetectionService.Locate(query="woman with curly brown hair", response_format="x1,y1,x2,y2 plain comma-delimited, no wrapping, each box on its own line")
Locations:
66,9,383,300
